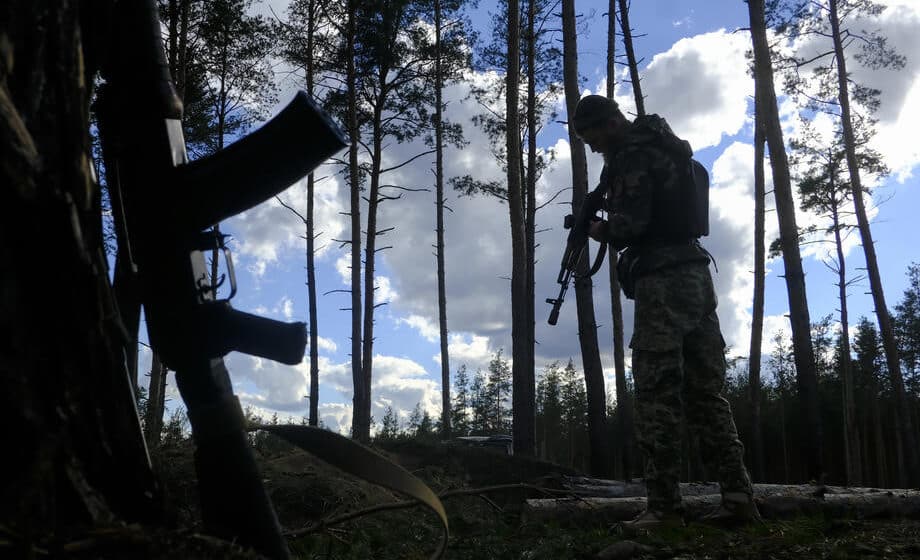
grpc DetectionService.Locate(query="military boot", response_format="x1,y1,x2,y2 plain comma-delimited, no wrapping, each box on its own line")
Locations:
621,508,685,531
699,491,761,526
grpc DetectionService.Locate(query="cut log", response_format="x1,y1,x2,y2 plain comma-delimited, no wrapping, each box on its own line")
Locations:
555,476,900,498
521,490,920,526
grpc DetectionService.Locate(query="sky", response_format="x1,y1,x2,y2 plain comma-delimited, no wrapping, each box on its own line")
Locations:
140,0,920,435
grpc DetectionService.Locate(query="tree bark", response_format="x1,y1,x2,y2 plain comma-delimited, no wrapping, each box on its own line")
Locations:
828,0,919,487
517,0,538,457
1,0,159,534
144,352,168,446
346,0,366,441
607,0,634,481
506,0,533,457
749,93,767,482
433,0,452,439
616,0,644,115
523,488,920,526
304,0,320,427
829,193,862,484
747,0,824,482
562,0,611,477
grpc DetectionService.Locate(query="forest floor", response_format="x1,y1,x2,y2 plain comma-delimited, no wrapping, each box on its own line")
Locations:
148,437,920,560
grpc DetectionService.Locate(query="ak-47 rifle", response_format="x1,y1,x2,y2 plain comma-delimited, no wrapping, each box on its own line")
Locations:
96,1,346,558
546,186,608,326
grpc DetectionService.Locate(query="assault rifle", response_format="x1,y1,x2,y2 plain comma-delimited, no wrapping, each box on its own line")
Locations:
96,1,346,558
546,187,608,325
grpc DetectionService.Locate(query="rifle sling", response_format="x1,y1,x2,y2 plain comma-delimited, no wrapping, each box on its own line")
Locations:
259,425,449,560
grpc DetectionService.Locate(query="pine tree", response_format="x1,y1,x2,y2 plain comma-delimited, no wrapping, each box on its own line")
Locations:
450,364,473,436
747,0,824,482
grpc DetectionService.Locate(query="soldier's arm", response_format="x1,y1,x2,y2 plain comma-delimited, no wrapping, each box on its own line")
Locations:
604,147,656,248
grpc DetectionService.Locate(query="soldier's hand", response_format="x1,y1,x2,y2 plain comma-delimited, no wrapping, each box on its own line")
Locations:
588,218,607,242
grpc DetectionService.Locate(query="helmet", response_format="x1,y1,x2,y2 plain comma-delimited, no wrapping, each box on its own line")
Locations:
572,95,620,135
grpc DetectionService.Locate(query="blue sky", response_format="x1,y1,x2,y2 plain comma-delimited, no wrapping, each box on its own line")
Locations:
141,0,920,434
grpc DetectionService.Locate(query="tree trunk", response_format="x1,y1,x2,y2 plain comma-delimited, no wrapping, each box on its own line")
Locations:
616,0,644,115
144,352,168,446
516,0,538,457
830,201,862,484
1,0,159,535
607,0,634,481
305,0,320,427
747,0,824,482
828,0,919,487
506,0,533,457
346,0,365,441
562,0,611,477
433,0,452,439
749,94,767,482
360,92,386,443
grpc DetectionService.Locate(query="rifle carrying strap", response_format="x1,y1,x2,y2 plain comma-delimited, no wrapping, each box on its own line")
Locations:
258,425,449,560
587,241,608,277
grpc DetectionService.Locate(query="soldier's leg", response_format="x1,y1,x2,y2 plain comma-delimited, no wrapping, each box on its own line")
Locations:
682,310,752,499
632,347,684,513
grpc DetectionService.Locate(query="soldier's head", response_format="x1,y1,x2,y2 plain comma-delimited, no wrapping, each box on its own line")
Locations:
572,95,629,154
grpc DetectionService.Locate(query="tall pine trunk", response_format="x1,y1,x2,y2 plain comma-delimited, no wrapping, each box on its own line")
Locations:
346,0,366,441
304,0,320,427
144,353,168,446
518,0,538,457
433,0,452,439
749,94,767,482
562,0,611,477
747,0,824,482
828,0,918,486
607,0,634,481
507,0,533,457
617,0,644,115
829,192,862,484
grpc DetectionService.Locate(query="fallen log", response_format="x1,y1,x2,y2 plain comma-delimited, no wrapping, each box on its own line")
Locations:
556,477,897,499
521,490,920,526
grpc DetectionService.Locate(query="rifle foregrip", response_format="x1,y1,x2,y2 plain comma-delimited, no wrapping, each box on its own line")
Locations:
212,307,307,365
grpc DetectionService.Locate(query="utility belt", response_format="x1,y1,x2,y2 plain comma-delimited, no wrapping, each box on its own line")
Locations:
615,238,710,300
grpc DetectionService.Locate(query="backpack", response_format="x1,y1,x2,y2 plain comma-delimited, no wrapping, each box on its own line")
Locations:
631,115,709,238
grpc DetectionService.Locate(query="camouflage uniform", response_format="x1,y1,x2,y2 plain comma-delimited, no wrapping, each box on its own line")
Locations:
599,116,753,514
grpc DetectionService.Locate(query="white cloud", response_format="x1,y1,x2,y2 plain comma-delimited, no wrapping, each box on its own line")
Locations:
398,314,440,343
634,30,753,150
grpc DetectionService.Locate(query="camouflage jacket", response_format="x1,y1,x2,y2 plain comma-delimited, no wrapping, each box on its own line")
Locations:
598,114,710,274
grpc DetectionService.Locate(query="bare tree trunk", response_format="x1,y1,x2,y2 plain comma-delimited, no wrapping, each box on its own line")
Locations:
433,0,452,439
607,0,633,481
144,353,168,446
616,0,644,115
303,0,320,427
828,0,918,487
517,0,538,457
829,202,862,484
346,0,365,441
359,93,386,442
507,0,533,457
562,0,611,477
747,0,824,482
749,95,767,482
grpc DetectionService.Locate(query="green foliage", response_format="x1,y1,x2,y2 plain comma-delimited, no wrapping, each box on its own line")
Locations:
194,0,277,154
894,263,920,383
378,405,402,441
450,364,473,436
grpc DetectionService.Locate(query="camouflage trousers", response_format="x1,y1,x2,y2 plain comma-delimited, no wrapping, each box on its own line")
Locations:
630,261,752,513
